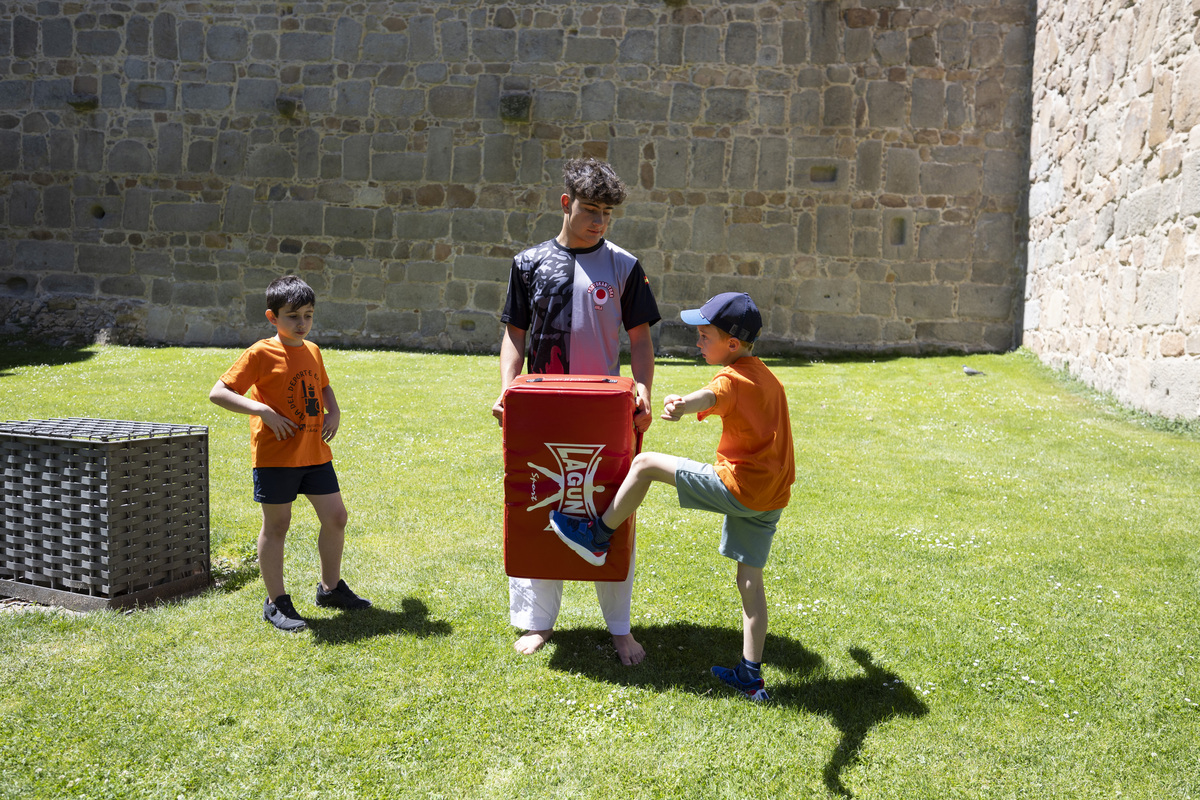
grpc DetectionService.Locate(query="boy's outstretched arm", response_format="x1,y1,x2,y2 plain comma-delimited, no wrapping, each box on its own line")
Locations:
208,379,299,440
661,388,716,422
321,385,340,442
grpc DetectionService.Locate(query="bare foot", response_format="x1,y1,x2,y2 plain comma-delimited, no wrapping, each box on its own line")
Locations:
613,632,645,666
514,629,552,655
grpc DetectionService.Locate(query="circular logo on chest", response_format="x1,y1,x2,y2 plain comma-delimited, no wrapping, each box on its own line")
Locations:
588,281,615,310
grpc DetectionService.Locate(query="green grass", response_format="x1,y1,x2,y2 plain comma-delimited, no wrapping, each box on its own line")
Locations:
1,344,1197,799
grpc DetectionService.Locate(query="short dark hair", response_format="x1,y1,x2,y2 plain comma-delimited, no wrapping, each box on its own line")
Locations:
265,275,316,314
562,157,627,206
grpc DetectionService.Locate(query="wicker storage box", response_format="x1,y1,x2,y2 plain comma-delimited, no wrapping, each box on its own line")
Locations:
0,418,210,610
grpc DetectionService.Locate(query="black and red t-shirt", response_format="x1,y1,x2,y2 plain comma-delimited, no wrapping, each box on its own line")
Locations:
501,238,660,376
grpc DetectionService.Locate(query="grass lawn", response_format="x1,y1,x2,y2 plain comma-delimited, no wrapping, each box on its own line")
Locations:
0,343,1197,799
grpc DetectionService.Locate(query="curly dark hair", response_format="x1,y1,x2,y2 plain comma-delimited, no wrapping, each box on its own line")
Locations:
562,157,627,206
265,274,316,313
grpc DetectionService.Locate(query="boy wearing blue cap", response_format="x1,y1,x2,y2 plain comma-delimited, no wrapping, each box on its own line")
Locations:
550,292,795,701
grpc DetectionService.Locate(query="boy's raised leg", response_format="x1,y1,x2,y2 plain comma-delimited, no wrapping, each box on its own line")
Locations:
599,452,678,531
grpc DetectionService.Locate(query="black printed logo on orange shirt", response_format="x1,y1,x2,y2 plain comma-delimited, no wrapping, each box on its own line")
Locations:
286,369,323,429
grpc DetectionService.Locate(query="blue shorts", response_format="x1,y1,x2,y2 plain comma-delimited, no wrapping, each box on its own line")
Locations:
253,461,340,504
674,458,782,569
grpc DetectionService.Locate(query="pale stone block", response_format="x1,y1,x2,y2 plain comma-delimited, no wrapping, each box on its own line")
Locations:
109,140,153,173
1028,169,1062,218
1160,332,1186,357
1175,53,1200,134
247,145,293,178
1133,61,1154,96
815,206,850,256
974,213,1016,262
724,22,757,65
691,206,727,253
1135,270,1180,326
823,85,854,127
691,139,725,188
808,0,840,65
618,88,669,122
1181,254,1200,325
875,30,907,67
1033,24,1058,77
860,282,893,316
896,285,954,321
729,224,795,255
1153,176,1182,228
759,139,789,191
1023,297,1041,330
1121,99,1150,168
856,140,882,192
959,284,1015,322
654,138,688,188
814,315,881,345
451,209,505,244
885,148,920,195
1160,144,1184,179
1115,267,1139,326
984,150,1025,196
1094,109,1122,175
917,224,971,260
1148,71,1174,149
1043,287,1067,329
683,25,722,64
866,81,906,128
1067,275,1087,326
796,278,857,313
1143,359,1200,418
1180,151,1200,218
1084,279,1105,326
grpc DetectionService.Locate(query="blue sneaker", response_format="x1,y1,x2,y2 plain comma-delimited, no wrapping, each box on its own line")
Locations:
712,665,770,701
549,510,610,566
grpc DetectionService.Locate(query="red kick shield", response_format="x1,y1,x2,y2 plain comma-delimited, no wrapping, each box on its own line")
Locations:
502,374,637,581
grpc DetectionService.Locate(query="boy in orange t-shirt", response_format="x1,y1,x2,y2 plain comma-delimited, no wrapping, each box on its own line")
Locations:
209,275,370,633
551,292,794,701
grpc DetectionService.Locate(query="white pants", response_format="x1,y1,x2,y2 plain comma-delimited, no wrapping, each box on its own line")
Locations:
509,547,636,636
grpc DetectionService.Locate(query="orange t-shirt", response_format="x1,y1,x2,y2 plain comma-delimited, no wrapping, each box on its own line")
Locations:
697,356,795,512
220,338,333,468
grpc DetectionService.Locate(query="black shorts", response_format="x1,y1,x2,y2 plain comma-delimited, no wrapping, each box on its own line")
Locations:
253,461,340,504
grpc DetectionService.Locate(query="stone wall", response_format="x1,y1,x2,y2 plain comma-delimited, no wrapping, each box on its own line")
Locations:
1,1,1033,356
1024,0,1200,418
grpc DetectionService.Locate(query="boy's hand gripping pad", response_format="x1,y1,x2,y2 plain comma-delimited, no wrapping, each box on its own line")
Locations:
502,375,637,581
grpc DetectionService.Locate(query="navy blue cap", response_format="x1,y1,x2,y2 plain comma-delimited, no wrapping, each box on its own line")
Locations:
679,292,762,343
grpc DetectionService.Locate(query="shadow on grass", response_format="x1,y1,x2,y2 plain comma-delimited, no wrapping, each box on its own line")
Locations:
546,624,928,798
307,598,452,645
211,562,260,594
0,340,96,377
